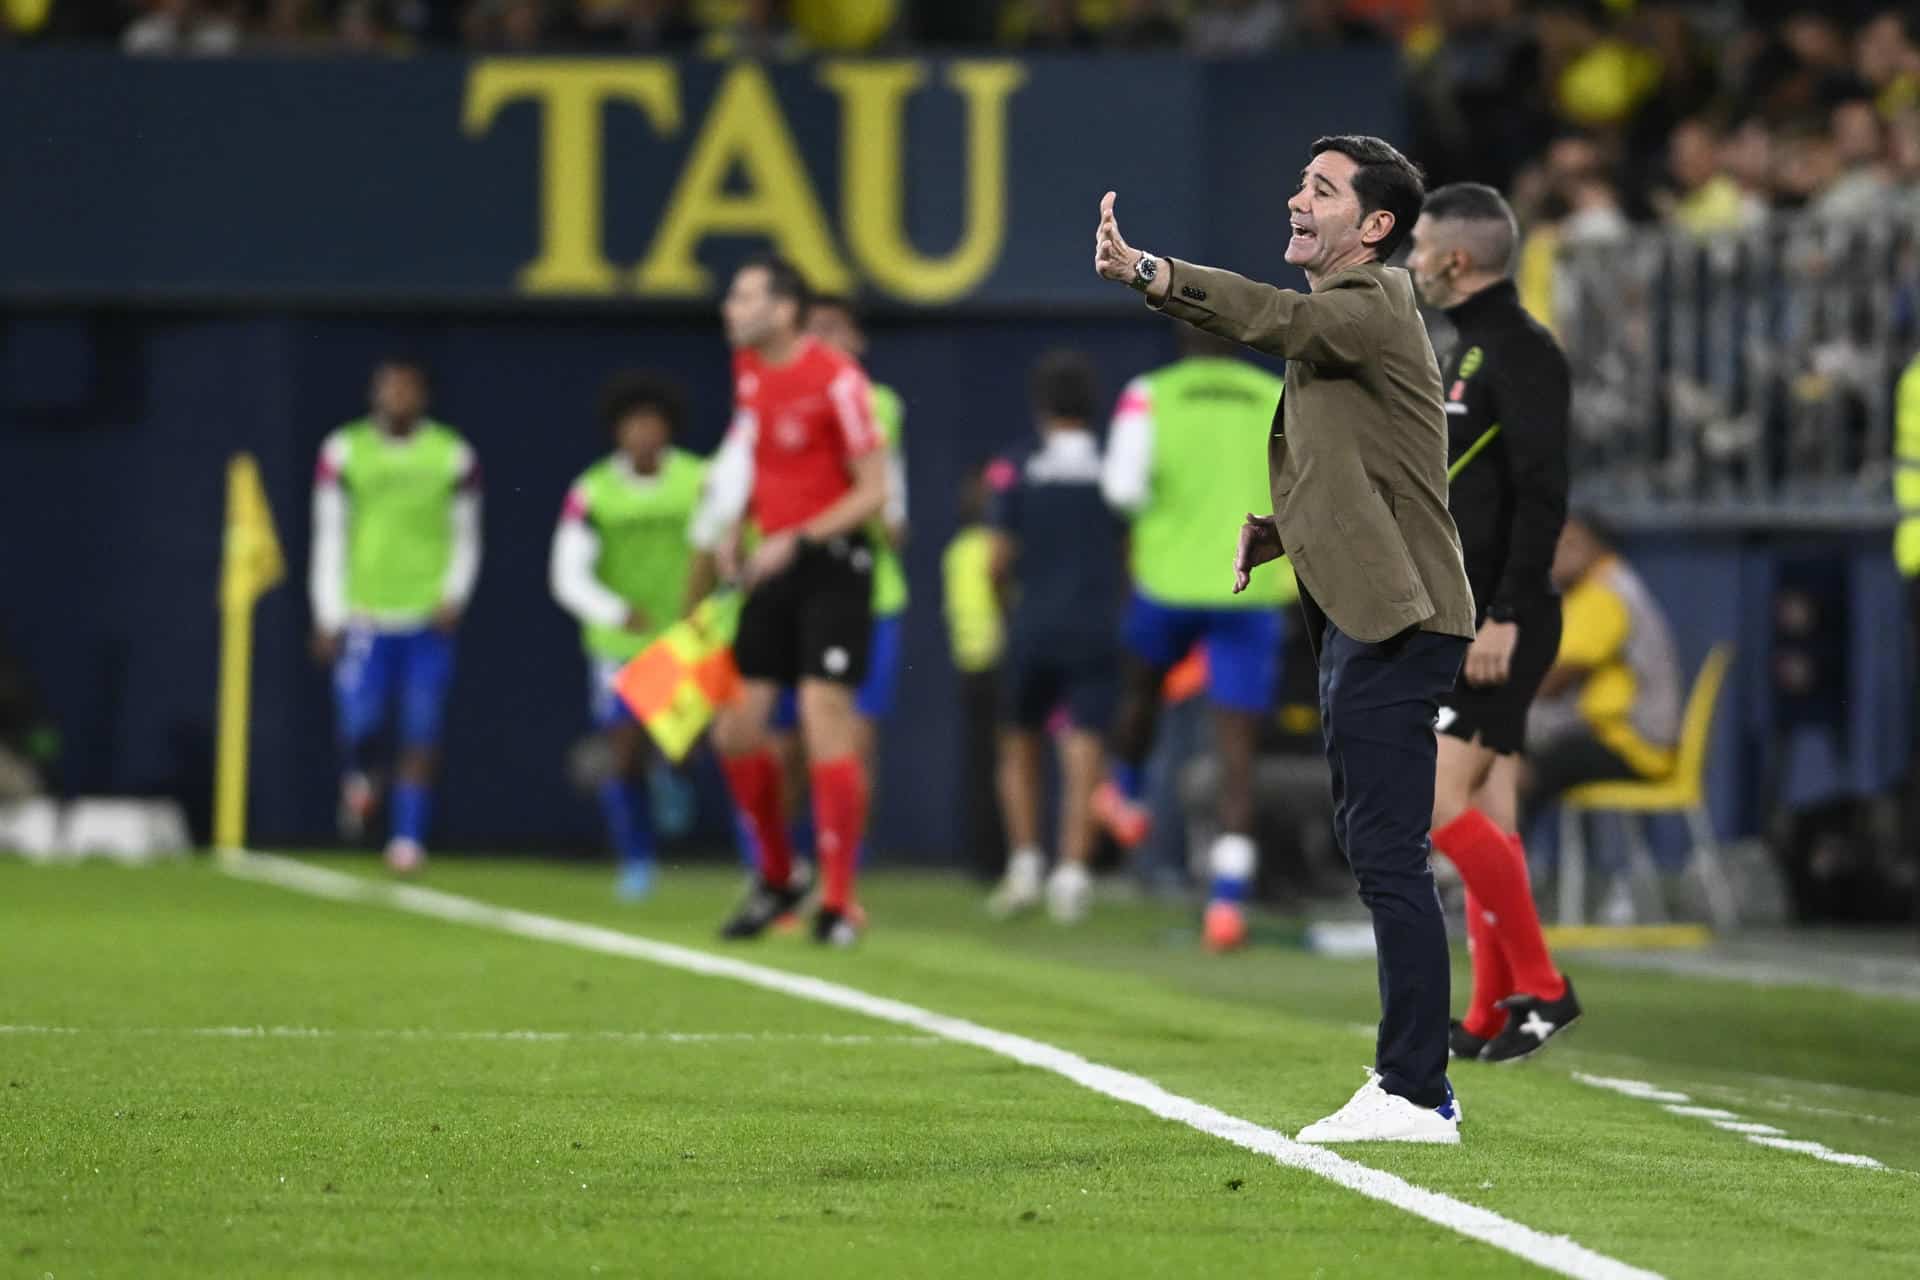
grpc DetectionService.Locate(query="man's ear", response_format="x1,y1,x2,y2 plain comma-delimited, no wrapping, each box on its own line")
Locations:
1360,209,1395,248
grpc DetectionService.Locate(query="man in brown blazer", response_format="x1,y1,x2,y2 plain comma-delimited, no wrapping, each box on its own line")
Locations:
1095,135,1477,1144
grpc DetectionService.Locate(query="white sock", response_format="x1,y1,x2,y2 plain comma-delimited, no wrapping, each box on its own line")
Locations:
1208,832,1257,905
1007,847,1045,884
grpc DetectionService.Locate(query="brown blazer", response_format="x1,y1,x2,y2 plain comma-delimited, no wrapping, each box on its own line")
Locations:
1153,259,1476,644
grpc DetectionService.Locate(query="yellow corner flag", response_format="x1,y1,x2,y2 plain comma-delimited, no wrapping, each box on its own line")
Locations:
215,454,285,857
614,590,744,763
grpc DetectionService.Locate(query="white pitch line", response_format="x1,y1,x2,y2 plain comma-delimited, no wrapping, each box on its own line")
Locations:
0,1025,940,1047
219,852,1657,1280
1574,1074,1888,1172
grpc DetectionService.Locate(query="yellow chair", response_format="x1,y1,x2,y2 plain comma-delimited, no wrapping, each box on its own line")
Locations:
1556,646,1738,930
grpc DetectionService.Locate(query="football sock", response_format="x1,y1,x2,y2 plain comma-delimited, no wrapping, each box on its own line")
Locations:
1433,809,1566,1003
596,779,655,869
810,756,868,913
721,751,792,889
391,781,431,847
1207,831,1256,904
1461,887,1514,1040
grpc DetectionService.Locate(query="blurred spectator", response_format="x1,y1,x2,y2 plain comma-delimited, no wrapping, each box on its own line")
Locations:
573,0,699,49
1813,92,1892,218
1538,0,1660,130
1661,116,1765,232
790,0,896,50
1721,115,1778,213
123,0,244,54
1407,0,1552,195
1856,10,1920,115
1772,122,1842,211
1001,0,1096,50
700,0,804,57
1520,513,1683,829
1186,0,1287,57
463,0,548,49
1292,0,1387,48
1106,0,1182,50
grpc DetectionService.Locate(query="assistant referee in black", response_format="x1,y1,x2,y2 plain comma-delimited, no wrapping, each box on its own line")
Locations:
1405,182,1581,1064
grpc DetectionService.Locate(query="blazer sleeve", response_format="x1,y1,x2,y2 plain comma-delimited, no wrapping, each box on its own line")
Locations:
1150,259,1375,367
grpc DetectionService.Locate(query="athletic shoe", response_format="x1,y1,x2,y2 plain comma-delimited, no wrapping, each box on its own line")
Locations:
719,879,809,940
383,837,425,876
987,849,1045,919
1449,1019,1491,1061
1202,900,1248,952
1482,978,1583,1064
813,905,862,947
615,861,656,902
1297,1070,1462,1145
1046,861,1092,924
1089,781,1151,849
339,773,378,842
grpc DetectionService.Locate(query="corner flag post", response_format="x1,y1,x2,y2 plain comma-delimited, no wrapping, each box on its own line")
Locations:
214,453,285,858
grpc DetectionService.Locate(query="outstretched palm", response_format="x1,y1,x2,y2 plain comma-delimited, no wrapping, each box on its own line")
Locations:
1093,191,1142,282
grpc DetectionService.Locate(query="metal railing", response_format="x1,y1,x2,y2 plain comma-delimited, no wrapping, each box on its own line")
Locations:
1555,214,1920,528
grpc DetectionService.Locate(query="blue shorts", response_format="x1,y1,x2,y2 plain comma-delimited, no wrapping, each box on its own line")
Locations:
589,657,636,730
333,626,455,750
1122,593,1282,714
771,613,905,729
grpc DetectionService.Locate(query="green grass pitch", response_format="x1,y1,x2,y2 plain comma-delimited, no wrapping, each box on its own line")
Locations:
3,855,1916,1278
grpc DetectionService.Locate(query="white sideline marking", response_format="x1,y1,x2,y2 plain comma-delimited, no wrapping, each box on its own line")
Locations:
223,852,1658,1280
0,1025,939,1047
1574,1074,1887,1172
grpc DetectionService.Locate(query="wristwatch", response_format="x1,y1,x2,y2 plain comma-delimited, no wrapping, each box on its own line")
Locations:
1130,253,1159,291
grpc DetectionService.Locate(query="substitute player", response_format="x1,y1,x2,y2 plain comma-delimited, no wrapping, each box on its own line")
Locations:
1093,327,1292,951
984,350,1126,924
690,256,889,946
762,294,910,868
1406,183,1582,1062
309,358,481,874
549,372,706,901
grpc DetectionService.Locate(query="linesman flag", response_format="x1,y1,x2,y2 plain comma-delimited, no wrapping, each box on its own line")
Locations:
614,591,744,763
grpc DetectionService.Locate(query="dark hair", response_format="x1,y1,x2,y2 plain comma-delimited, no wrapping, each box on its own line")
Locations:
598,370,686,440
1564,507,1615,548
1421,182,1519,273
1310,134,1425,263
374,356,429,388
736,252,811,324
1030,349,1098,422
809,292,861,325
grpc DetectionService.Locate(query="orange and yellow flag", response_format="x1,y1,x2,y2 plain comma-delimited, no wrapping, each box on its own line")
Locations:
614,591,744,763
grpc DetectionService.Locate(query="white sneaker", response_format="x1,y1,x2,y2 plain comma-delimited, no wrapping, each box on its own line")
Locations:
1046,861,1092,924
384,837,425,876
988,849,1045,919
1296,1070,1462,1145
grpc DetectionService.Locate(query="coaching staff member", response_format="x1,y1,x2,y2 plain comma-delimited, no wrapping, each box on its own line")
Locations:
1095,136,1477,1144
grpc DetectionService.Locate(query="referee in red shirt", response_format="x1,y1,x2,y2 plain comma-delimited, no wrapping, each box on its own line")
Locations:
689,256,890,946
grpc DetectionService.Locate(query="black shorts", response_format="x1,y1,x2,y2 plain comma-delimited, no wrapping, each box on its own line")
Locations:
1436,599,1562,755
1003,636,1118,732
733,533,874,687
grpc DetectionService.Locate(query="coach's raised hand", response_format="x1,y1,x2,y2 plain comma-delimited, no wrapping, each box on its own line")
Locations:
1093,192,1140,282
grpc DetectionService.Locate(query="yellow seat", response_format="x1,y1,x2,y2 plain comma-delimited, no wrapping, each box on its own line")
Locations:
1554,646,1738,929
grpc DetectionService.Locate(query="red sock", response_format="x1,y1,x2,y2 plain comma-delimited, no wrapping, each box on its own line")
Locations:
1461,888,1514,1040
810,756,868,913
721,751,791,889
1433,809,1566,1003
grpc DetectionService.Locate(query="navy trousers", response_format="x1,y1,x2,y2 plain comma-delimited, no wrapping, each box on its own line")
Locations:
1309,605,1468,1109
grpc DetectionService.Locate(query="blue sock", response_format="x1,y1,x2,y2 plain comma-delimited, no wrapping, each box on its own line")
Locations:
391,781,431,846
733,811,760,871
597,779,655,868
788,816,814,861
1112,762,1145,801
1209,874,1250,904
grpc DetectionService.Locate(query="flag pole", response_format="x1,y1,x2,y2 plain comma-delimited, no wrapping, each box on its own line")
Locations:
213,453,285,861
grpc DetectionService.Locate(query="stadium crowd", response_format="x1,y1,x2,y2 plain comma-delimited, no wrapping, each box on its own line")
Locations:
4,4,1916,235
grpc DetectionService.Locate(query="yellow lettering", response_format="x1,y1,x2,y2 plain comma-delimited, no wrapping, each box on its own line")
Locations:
463,60,681,295
821,60,1025,305
635,63,851,297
